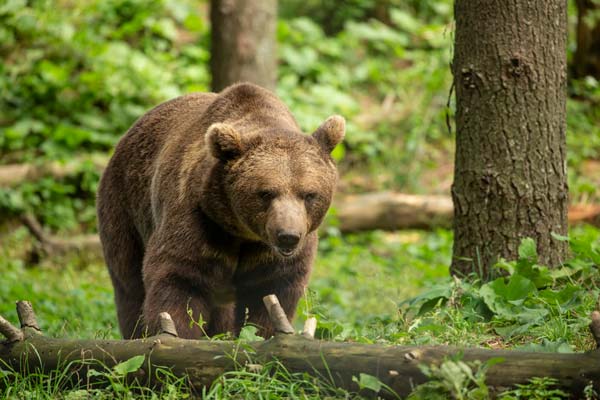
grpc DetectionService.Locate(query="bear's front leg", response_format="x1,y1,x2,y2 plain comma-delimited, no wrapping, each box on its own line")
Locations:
235,235,316,338
142,252,235,338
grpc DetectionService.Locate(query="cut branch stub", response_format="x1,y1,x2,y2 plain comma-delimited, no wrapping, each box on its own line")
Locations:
16,300,41,332
302,317,317,339
159,312,178,337
262,295,294,334
0,315,24,342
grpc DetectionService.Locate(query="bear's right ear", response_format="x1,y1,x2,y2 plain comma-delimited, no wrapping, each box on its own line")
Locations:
312,115,345,154
206,123,243,161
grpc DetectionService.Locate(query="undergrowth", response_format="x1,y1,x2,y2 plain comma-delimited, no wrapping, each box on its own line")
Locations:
1,226,599,398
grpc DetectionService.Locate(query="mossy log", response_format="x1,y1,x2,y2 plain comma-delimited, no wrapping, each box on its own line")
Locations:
1,299,600,398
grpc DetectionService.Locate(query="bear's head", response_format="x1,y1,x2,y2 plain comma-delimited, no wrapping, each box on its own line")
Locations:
206,116,345,257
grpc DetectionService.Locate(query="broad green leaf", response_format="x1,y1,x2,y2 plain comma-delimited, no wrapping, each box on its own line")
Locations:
482,275,536,303
238,325,264,342
353,373,382,392
113,355,145,375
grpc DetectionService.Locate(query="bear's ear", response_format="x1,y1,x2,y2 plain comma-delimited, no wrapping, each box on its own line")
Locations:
206,123,243,161
312,115,345,154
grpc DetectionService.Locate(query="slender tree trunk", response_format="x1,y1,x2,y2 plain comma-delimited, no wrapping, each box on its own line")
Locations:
451,1,569,278
210,0,277,92
573,0,600,79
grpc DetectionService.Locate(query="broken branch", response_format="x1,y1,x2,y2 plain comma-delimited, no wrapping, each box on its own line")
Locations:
16,300,40,332
262,295,294,334
0,315,23,343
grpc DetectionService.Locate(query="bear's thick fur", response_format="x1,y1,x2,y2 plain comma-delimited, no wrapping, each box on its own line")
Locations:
97,83,345,339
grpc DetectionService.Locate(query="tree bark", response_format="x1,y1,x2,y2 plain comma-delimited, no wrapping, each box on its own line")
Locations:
210,0,277,92
1,301,599,398
573,0,600,79
451,1,569,278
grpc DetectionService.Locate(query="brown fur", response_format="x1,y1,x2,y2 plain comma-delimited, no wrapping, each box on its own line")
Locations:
97,83,344,339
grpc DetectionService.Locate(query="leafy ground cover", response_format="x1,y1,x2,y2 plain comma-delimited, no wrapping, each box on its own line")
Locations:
1,225,599,398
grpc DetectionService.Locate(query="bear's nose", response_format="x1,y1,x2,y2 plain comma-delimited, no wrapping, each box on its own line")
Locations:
277,231,300,249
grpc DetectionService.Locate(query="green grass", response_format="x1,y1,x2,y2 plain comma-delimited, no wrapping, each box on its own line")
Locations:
1,225,599,398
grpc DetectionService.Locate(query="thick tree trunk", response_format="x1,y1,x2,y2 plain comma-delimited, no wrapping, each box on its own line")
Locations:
1,301,599,398
210,0,277,92
573,0,600,79
451,1,569,278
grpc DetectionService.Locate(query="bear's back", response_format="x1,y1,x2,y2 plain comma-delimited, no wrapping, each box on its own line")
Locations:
99,92,217,242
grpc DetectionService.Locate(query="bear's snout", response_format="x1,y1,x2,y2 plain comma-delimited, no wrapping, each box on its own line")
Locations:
266,196,307,257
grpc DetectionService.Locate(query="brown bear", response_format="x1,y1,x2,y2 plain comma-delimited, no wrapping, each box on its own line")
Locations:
97,82,345,339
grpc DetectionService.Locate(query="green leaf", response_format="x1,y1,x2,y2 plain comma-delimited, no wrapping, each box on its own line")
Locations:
238,325,263,342
516,340,573,353
483,275,536,303
113,355,145,375
513,262,553,289
353,373,382,393
518,238,537,263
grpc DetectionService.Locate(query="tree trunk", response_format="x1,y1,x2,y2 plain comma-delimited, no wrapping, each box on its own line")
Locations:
1,301,599,398
451,1,569,278
210,0,277,92
573,0,600,79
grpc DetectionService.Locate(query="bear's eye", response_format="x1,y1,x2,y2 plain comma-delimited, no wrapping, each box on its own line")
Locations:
303,192,318,203
257,190,277,201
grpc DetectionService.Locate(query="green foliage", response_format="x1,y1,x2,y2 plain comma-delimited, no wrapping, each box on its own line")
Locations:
279,0,452,35
202,360,349,399
277,10,454,189
1,227,600,397
112,355,145,376
408,358,500,400
0,356,191,399
0,0,208,160
402,231,600,349
498,377,569,400
0,228,117,338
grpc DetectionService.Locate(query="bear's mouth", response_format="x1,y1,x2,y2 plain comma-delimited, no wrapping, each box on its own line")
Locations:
276,247,296,257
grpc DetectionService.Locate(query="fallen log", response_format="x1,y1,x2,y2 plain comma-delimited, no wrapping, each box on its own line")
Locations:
0,154,109,187
0,298,599,398
335,192,600,232
20,214,103,257
335,192,454,231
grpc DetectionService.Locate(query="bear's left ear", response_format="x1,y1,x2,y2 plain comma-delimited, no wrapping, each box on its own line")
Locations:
312,115,345,154
206,123,243,161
